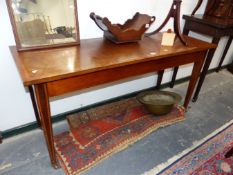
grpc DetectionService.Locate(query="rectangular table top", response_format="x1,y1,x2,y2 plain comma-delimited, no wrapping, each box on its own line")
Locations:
10,33,216,86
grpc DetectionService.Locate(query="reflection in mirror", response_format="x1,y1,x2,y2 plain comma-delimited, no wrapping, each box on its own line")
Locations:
10,0,78,48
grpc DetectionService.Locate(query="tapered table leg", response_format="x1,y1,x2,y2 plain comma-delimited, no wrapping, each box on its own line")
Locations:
156,70,164,90
216,36,233,72
184,52,205,109
192,37,220,102
34,84,59,168
28,86,41,128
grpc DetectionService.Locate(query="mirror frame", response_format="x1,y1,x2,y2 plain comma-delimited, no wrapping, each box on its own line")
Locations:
6,0,80,51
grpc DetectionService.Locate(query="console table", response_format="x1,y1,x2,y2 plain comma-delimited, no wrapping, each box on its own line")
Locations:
169,14,233,101
9,34,215,168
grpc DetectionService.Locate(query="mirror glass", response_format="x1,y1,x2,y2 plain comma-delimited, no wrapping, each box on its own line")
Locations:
10,0,78,48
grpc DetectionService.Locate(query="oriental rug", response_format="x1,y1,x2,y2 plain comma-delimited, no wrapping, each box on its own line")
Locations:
54,98,185,175
143,120,233,175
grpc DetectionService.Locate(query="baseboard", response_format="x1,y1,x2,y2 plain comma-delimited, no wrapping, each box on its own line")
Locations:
2,65,230,140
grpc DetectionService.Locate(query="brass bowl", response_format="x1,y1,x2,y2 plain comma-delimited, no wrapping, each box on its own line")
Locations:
137,91,182,116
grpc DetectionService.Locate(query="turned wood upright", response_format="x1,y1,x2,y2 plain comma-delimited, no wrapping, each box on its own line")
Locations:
146,0,187,45
9,34,215,168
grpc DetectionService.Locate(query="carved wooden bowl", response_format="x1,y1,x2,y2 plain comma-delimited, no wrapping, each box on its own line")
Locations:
90,12,155,43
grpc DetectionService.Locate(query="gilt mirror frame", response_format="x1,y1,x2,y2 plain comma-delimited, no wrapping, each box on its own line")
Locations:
6,0,80,51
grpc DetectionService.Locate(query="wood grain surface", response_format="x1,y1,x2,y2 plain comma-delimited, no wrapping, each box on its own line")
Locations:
10,33,216,86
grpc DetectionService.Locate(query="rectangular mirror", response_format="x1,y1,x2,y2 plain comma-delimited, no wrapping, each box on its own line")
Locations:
6,0,80,51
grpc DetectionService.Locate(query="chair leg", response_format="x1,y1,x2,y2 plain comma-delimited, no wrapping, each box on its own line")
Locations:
156,70,164,90
170,66,179,88
216,36,233,72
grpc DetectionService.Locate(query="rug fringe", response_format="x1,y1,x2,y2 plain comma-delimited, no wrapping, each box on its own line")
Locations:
142,119,233,175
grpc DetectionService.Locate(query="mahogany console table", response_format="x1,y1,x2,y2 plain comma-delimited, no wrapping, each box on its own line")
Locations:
10,34,215,168
169,14,233,102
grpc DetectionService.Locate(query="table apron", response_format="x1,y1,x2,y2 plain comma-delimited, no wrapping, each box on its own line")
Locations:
47,51,206,97
185,21,233,37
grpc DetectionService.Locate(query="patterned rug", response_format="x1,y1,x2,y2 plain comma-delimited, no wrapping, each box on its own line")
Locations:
143,120,233,175
54,98,185,175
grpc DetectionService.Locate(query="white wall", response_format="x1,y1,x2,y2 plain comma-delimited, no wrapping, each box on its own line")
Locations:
1,0,233,131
